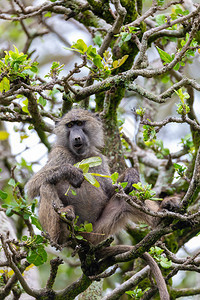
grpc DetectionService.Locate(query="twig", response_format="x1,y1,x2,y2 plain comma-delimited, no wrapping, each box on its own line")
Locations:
181,145,200,209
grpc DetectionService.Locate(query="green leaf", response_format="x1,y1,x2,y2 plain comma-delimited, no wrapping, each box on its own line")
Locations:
111,172,119,184
160,257,172,269
93,35,102,47
71,189,77,196
0,77,10,92
155,14,166,25
8,178,16,187
112,60,119,69
0,131,9,140
162,148,170,156
117,55,129,67
76,235,84,240
38,96,46,107
84,223,93,232
30,65,38,73
31,216,43,230
173,63,180,71
75,157,102,169
23,213,30,220
78,163,89,174
84,173,100,187
123,33,132,42
0,190,8,200
27,245,47,266
150,197,163,201
22,99,29,114
120,182,128,189
72,39,88,53
0,61,5,70
6,207,13,217
157,0,165,5
93,55,103,69
156,47,172,63
44,11,52,18
22,236,28,241
86,45,97,59
34,235,44,244
90,173,111,178
132,182,143,190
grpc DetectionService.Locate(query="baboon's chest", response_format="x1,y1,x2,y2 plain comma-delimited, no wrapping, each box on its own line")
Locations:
56,180,108,224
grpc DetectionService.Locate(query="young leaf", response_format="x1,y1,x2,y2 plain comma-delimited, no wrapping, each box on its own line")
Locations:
0,131,9,140
156,47,172,63
71,189,77,196
38,96,46,107
111,172,119,184
0,77,10,92
160,257,172,269
22,99,29,114
84,173,100,187
31,216,43,230
113,60,119,69
72,39,88,53
120,182,128,189
76,235,84,240
6,207,13,217
78,163,89,174
75,157,102,168
84,223,93,232
117,55,129,67
93,55,103,69
8,178,16,187
86,45,97,59
155,14,166,25
93,34,102,47
0,190,8,200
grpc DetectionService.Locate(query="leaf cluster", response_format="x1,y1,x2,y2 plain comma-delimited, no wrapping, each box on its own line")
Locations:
0,178,42,230
149,246,172,269
115,26,139,47
65,39,128,79
175,88,190,115
174,163,187,179
0,46,38,92
126,286,150,299
143,123,156,142
22,235,47,266
145,139,170,159
73,218,93,241
129,182,162,201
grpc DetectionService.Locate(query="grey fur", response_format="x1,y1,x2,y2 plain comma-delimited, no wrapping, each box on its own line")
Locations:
27,108,179,246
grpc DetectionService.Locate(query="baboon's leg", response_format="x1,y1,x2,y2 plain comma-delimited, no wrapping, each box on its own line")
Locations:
88,195,159,245
39,183,70,244
86,194,130,245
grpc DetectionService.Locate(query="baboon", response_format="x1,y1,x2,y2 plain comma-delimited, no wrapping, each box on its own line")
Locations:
27,108,177,245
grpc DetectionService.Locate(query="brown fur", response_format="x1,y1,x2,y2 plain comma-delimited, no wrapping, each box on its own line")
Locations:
26,109,177,246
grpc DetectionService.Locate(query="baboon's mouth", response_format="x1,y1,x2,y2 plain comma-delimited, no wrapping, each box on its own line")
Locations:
74,143,83,149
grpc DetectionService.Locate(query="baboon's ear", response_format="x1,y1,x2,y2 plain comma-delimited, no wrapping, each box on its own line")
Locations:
55,120,60,127
94,113,101,122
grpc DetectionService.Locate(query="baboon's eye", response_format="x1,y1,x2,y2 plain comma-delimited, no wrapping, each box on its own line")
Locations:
76,121,83,126
66,122,73,128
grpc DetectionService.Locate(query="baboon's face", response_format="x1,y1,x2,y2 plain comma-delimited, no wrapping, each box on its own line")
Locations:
66,120,89,156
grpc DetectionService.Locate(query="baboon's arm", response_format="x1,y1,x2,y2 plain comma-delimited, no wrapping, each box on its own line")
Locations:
118,167,140,194
26,147,84,199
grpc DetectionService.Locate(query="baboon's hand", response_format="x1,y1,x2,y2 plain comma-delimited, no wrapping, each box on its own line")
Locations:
69,167,84,188
160,195,180,212
121,168,140,194
59,205,75,221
